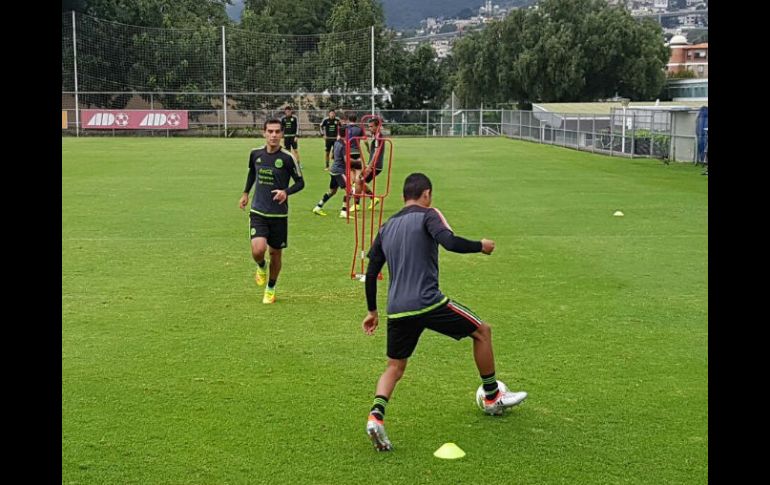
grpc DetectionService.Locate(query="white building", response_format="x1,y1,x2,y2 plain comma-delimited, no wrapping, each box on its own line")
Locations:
431,40,452,59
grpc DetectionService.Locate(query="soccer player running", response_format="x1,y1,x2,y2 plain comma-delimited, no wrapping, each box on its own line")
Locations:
361,173,527,451
355,117,385,210
319,109,341,171
239,119,305,304
280,106,300,162
311,124,355,218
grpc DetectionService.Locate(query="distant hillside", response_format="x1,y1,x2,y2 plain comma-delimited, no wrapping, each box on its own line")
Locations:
381,0,484,29
380,0,536,29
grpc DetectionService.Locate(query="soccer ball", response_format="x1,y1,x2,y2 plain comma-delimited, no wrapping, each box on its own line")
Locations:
167,113,181,126
115,112,129,126
475,380,508,410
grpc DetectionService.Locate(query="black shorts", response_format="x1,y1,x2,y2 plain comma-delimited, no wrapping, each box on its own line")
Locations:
386,299,483,359
325,138,336,153
329,173,347,190
284,136,298,150
364,167,383,183
249,213,288,249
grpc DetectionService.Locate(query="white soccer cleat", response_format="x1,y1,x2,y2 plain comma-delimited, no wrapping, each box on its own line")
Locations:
366,416,392,452
483,390,528,415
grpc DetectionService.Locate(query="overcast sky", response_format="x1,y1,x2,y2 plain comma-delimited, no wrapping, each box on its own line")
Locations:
226,0,245,22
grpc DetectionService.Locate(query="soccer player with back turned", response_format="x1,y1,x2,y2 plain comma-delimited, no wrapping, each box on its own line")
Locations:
361,173,528,451
239,119,305,304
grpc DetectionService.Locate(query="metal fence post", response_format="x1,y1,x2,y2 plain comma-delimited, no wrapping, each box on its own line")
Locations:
670,112,676,161
222,26,228,137
651,122,655,159
610,111,614,157
479,103,483,136
631,112,636,158
576,113,581,151
72,11,80,137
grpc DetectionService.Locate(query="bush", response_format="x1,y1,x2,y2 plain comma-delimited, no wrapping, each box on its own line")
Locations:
388,124,427,136
667,70,697,79
633,129,670,157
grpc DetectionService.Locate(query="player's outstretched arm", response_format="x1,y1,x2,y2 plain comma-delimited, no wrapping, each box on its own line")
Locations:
480,239,495,255
434,231,487,254
424,208,491,254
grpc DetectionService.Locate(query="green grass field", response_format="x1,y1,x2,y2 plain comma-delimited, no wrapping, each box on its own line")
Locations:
62,136,708,484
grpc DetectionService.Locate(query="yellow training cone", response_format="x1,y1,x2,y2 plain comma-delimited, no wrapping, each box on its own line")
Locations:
613,210,624,217
433,442,466,459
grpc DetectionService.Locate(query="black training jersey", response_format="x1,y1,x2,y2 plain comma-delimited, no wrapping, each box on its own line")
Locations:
369,134,385,170
346,124,364,155
330,139,348,175
246,146,303,217
368,206,461,317
281,115,298,137
320,117,341,139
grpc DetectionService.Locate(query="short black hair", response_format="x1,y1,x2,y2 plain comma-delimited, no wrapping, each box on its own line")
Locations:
284,106,292,111
368,118,380,127
263,118,283,130
329,109,336,114
403,173,432,201
348,112,358,122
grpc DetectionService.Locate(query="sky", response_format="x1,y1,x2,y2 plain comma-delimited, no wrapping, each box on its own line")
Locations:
226,0,245,22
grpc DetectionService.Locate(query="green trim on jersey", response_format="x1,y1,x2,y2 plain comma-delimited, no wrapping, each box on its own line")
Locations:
387,296,449,319
250,209,289,218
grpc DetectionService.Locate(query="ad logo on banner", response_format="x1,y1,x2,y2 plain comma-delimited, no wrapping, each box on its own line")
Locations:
62,111,68,129
82,110,188,130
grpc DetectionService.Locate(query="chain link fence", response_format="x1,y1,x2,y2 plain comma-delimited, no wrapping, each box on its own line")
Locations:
62,92,701,162
501,108,688,160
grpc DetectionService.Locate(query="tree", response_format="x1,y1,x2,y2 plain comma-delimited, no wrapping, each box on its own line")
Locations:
242,0,334,34
318,0,401,109
386,44,447,109
62,0,87,12
667,69,696,79
64,1,231,111
450,0,670,105
455,8,474,20
79,0,230,28
688,29,708,44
